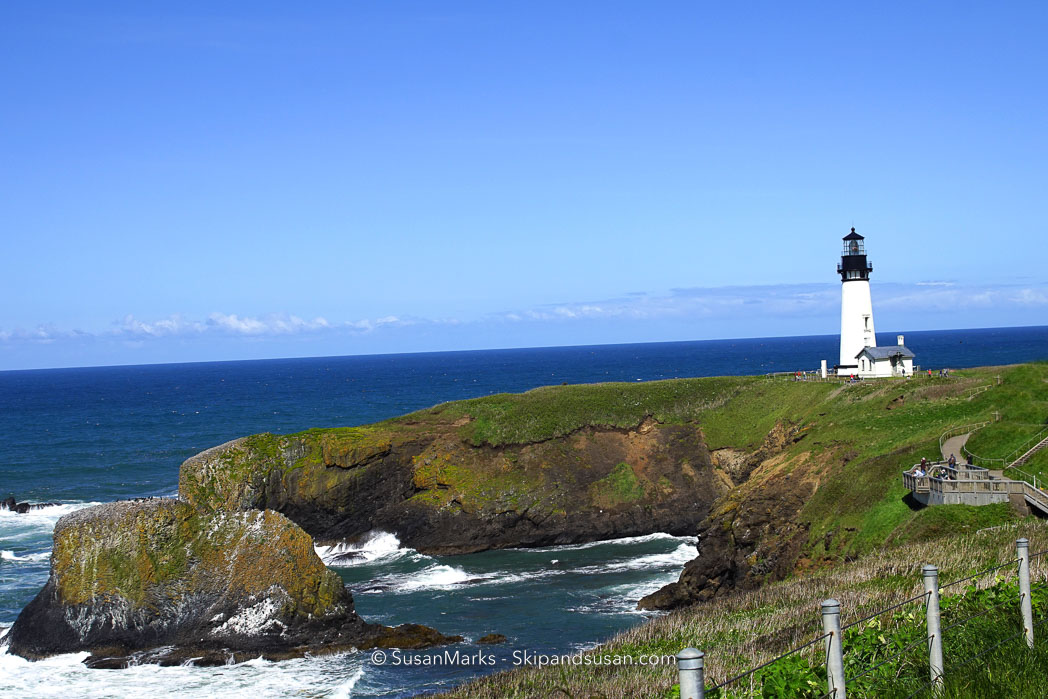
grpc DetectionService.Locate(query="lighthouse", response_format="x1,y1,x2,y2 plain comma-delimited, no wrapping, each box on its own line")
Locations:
837,228,875,372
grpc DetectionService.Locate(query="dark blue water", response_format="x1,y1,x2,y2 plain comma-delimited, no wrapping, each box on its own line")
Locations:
0,326,1045,697
4,326,1044,504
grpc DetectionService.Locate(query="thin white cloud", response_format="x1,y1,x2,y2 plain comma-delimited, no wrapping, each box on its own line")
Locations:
496,281,1048,324
1,280,1046,349
0,312,414,345
205,312,332,335
0,324,65,344
1013,288,1048,306
119,314,205,337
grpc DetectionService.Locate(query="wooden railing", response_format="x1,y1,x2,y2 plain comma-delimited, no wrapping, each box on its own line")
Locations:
902,461,1048,516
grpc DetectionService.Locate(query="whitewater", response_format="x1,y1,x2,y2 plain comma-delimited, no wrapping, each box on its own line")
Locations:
4,329,1045,696
1,501,693,697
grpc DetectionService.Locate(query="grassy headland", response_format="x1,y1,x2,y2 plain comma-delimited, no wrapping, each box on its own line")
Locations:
423,361,1048,559
175,360,1048,695
427,362,1048,696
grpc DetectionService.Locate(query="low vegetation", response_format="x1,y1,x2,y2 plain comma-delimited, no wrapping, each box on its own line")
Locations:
442,521,1048,698
177,361,1048,694
433,362,1048,696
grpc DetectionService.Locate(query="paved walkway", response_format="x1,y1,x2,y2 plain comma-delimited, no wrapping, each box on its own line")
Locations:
941,433,971,465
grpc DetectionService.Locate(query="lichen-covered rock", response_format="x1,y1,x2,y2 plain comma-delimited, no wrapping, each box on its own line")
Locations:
4,499,456,664
178,419,729,555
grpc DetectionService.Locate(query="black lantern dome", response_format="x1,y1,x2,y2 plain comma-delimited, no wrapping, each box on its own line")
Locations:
838,227,873,282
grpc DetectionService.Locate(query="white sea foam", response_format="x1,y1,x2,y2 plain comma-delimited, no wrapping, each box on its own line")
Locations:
367,536,695,594
0,645,369,698
578,541,698,574
374,563,571,593
523,532,687,553
0,550,52,562
395,564,473,591
569,569,688,616
315,531,420,567
0,503,98,519
0,502,98,571
330,667,366,699
0,502,103,549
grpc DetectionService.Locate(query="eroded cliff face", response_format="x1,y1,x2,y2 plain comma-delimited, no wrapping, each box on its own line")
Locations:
639,422,826,610
4,500,458,665
179,417,730,555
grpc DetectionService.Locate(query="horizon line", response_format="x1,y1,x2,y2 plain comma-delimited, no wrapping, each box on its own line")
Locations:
2,323,1045,375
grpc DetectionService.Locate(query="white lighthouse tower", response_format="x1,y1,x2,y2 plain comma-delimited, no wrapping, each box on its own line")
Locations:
837,228,875,372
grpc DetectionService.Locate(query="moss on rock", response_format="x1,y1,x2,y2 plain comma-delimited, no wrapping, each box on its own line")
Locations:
6,499,372,661
589,462,648,509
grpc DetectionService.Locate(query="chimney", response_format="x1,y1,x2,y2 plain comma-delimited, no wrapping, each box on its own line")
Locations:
897,335,905,346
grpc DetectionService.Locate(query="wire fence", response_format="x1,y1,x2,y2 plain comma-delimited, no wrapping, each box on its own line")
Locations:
673,538,1045,699
964,424,1048,468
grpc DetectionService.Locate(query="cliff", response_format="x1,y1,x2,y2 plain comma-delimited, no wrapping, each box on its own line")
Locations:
640,362,1048,609
5,499,459,665
178,379,747,554
177,362,1047,609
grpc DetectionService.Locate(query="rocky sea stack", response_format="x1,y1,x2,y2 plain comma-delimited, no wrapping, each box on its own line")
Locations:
4,499,458,666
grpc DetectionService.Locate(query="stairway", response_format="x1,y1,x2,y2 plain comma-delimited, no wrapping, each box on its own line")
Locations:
1010,435,1048,469
1022,482,1048,516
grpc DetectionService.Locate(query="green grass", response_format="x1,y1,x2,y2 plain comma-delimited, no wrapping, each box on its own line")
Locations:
789,363,1048,561
209,362,1048,564
188,361,1048,567
886,503,1020,546
416,376,755,447
966,423,1048,462
431,362,1048,698
441,521,1048,698
696,578,1048,698
589,462,647,508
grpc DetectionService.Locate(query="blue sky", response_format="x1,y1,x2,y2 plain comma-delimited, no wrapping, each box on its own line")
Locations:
2,2,1046,369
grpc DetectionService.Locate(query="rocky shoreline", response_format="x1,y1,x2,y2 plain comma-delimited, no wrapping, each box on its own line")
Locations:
3,499,460,666
1,496,59,513
4,379,838,667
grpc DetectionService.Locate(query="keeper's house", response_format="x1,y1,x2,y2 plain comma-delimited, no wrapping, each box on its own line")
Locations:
855,335,915,378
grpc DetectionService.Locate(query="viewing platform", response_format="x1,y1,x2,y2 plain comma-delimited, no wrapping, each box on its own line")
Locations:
903,462,1048,516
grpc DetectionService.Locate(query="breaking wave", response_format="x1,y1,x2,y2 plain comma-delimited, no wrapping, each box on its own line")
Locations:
523,532,689,553
314,531,421,567
0,550,51,562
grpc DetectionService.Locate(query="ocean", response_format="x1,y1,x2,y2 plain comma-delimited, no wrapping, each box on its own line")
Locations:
1,326,1046,697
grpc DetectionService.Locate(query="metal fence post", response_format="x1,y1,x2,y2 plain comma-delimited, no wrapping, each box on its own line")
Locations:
922,564,944,692
821,599,846,698
676,648,704,699
1017,538,1034,649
